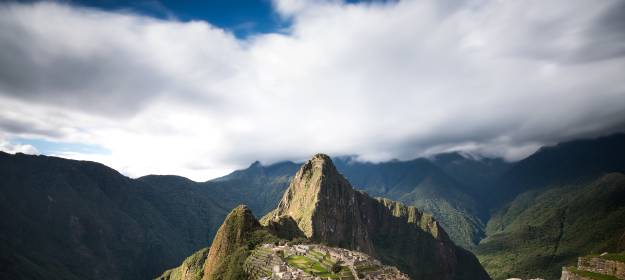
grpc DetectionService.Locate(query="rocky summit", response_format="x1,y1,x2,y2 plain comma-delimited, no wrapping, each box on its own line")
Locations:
261,153,490,280
261,154,375,253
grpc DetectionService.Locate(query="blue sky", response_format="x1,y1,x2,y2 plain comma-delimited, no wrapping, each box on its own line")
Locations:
15,138,111,155
64,0,285,37
42,0,384,37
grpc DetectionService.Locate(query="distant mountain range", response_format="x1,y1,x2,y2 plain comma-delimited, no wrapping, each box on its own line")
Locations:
1,133,624,279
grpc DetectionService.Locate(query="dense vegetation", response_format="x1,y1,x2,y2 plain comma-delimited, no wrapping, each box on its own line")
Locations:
476,173,625,279
157,247,209,280
473,134,625,279
0,153,224,280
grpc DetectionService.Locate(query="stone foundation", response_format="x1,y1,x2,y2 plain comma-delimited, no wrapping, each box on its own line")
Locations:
578,256,625,279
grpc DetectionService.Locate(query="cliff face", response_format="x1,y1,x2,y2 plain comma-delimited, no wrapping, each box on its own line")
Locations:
262,154,490,280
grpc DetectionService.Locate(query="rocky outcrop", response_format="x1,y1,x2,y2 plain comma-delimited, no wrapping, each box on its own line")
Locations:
376,197,448,240
262,154,490,280
202,205,260,280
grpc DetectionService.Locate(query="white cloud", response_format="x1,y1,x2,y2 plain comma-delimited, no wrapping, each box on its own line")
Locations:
0,0,624,181
0,137,39,155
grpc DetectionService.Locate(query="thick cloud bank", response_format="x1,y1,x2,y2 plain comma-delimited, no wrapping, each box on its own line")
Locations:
1,0,624,180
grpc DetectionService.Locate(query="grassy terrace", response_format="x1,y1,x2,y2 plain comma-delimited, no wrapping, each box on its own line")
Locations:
309,250,335,268
568,267,620,280
286,255,336,278
285,255,352,279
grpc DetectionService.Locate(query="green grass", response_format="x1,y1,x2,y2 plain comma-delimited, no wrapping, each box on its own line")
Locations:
568,267,620,280
307,250,325,260
600,252,625,263
285,255,345,278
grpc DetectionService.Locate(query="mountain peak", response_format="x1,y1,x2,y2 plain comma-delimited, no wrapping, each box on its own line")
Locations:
261,154,490,279
261,153,368,246
202,204,259,280
230,204,254,216
303,153,340,177
311,153,331,161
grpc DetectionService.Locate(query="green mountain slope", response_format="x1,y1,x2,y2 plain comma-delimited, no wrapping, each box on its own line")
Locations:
471,134,625,279
0,152,236,280
201,205,274,280
333,156,508,249
156,247,209,280
476,173,625,280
